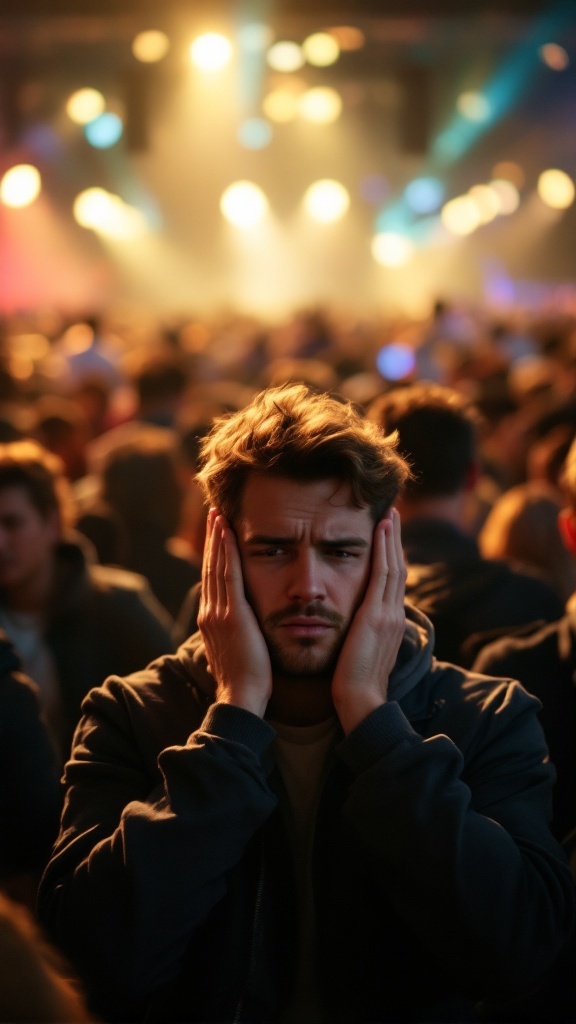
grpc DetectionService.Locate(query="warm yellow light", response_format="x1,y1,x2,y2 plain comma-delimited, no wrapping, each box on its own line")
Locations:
492,161,525,189
66,88,106,125
267,41,304,72
489,179,520,214
302,32,340,67
74,188,112,228
298,87,342,124
371,233,414,267
220,181,268,228
327,26,365,51
262,89,300,123
457,91,491,122
190,33,233,71
538,169,575,209
132,30,170,63
468,184,501,224
441,195,482,235
73,188,147,238
539,43,569,70
0,164,41,207
303,180,350,223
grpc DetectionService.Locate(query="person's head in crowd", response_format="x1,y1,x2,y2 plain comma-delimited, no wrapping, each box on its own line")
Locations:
30,396,91,482
0,894,93,1023
479,481,576,605
72,376,114,440
123,348,190,429
527,423,575,494
261,357,340,393
365,382,481,522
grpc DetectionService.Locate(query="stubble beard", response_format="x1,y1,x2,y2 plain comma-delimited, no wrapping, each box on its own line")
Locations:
261,603,347,681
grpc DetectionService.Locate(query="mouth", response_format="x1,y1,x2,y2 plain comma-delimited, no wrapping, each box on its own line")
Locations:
277,618,335,638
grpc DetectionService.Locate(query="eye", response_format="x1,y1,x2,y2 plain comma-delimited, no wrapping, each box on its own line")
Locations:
326,548,357,559
253,547,286,558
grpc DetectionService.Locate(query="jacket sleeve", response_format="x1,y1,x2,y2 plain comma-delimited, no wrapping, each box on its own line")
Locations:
38,687,277,1011
337,679,575,1001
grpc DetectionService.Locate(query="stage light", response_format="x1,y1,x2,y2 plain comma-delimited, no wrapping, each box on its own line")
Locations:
468,184,500,223
302,33,340,67
371,233,414,267
404,177,445,214
0,164,41,207
298,87,342,124
376,343,416,380
84,113,123,148
73,188,148,238
327,26,365,51
74,188,114,228
66,88,106,125
304,180,349,223
190,33,233,71
492,161,524,188
238,118,273,149
267,42,304,72
263,89,299,123
220,181,268,227
538,169,575,209
457,91,491,122
441,196,481,235
489,179,520,214
132,31,170,63
238,23,274,52
539,43,569,70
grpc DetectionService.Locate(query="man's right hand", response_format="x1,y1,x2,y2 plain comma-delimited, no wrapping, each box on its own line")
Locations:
198,510,272,718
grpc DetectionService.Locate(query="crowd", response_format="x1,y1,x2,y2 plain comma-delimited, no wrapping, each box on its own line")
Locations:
0,298,574,1023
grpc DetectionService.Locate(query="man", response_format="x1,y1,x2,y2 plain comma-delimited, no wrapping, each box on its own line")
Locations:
0,440,175,761
366,382,563,667
39,385,573,1023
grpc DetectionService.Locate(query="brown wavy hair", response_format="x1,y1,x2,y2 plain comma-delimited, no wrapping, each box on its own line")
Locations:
196,383,411,522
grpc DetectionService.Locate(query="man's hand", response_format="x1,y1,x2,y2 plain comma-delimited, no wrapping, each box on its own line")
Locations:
331,507,406,734
197,510,272,718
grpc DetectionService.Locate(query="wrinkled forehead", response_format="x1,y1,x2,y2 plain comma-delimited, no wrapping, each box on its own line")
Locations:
236,473,374,541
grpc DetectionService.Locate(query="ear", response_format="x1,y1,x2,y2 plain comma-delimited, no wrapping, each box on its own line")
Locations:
558,508,576,555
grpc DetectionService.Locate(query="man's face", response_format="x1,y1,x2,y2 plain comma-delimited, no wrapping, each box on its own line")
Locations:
0,486,59,595
235,474,374,680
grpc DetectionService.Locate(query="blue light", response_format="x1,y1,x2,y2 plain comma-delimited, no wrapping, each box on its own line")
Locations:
237,118,273,149
376,344,416,381
84,113,123,149
404,177,445,214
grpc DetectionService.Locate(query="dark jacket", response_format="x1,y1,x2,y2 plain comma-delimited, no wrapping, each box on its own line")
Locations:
402,518,564,667
473,604,576,844
0,632,61,882
6,537,176,760
38,605,574,1023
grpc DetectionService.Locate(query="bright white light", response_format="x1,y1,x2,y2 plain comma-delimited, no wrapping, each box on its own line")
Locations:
220,181,268,228
0,164,41,208
468,184,501,223
73,188,148,238
457,91,491,122
371,233,414,267
489,179,520,214
538,169,575,209
74,188,114,228
190,33,233,71
302,32,340,67
267,41,304,72
66,88,106,125
298,87,342,124
304,180,350,223
262,89,300,123
441,196,482,235
132,30,170,63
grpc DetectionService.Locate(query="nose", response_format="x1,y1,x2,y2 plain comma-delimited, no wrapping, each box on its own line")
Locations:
286,549,326,604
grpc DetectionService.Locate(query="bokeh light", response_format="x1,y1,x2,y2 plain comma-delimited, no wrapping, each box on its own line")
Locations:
468,184,501,223
298,87,342,124
489,179,520,214
84,113,123,148
376,343,416,380
238,118,273,149
0,164,42,208
267,41,304,73
66,88,106,125
457,91,491,122
371,233,415,266
441,195,482,235
328,26,365,51
539,43,569,71
132,30,170,63
492,161,525,189
220,181,268,227
302,33,340,67
190,33,233,71
263,89,300,123
304,180,350,223
73,188,148,238
404,177,445,214
538,169,575,209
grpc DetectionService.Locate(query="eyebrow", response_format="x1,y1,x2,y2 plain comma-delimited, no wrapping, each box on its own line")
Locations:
244,534,369,548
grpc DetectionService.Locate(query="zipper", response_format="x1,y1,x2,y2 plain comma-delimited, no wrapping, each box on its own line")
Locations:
232,855,266,1024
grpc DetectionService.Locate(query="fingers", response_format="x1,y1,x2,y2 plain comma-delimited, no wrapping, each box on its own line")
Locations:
365,508,405,609
202,510,246,615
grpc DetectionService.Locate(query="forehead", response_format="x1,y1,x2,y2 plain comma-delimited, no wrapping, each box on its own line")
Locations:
237,473,373,539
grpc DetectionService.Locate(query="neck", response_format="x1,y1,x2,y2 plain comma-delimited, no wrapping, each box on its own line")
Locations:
267,673,335,727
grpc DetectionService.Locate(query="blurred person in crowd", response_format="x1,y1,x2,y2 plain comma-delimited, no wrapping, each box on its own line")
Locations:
367,382,564,667
77,426,200,621
0,893,93,1023
0,629,60,912
0,440,175,762
58,314,123,392
479,480,576,606
39,384,573,1024
30,395,92,483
